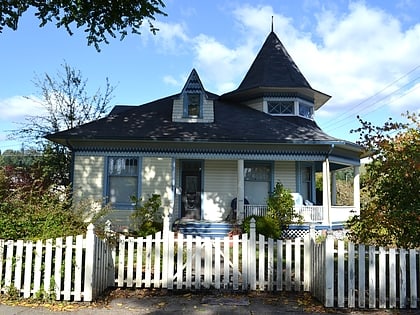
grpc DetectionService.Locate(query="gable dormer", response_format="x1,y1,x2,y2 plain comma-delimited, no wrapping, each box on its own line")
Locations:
172,69,214,123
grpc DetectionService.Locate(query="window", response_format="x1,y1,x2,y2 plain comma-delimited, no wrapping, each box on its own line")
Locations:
108,157,138,207
267,100,294,115
299,102,313,119
244,162,272,204
301,166,312,202
187,93,201,117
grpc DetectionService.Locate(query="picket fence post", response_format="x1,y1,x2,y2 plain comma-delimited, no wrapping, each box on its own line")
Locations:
248,218,256,290
303,232,313,291
324,235,335,307
162,215,170,288
84,223,95,301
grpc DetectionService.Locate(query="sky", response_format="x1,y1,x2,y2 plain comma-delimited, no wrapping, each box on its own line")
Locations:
1,0,419,152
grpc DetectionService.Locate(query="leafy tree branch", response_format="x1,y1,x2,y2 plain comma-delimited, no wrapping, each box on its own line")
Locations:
0,0,167,51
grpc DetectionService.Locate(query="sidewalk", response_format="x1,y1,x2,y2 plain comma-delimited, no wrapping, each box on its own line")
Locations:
1,289,420,314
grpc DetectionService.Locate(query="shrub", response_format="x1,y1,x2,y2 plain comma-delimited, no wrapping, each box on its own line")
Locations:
0,170,110,240
242,215,281,239
130,194,163,237
242,182,302,239
266,182,302,229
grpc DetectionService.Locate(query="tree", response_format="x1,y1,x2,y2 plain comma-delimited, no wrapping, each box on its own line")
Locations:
347,112,420,248
0,148,39,168
0,0,167,51
11,62,115,186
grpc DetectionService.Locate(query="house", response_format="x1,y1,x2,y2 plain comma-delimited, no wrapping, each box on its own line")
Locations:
46,31,362,237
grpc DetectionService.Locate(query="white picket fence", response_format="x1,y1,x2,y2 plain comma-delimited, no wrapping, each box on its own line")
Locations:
0,224,113,302
1,219,419,309
311,237,420,309
112,223,310,291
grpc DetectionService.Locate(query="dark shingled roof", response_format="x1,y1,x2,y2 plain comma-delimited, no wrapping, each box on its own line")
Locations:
46,31,357,151
46,94,340,145
222,32,330,108
237,31,311,91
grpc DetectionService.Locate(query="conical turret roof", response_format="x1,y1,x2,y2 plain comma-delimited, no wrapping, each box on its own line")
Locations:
222,31,330,109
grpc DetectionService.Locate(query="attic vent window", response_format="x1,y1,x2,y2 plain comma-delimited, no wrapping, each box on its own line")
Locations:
188,93,201,117
268,100,294,115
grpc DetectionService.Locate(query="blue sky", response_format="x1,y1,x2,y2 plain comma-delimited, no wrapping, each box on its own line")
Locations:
1,0,419,152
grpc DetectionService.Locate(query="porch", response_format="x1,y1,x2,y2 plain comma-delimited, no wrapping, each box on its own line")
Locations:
244,204,359,226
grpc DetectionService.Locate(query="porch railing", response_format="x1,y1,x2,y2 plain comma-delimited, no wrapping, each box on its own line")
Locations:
244,204,356,224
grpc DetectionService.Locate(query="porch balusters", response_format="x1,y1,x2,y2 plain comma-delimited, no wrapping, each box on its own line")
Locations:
243,204,325,223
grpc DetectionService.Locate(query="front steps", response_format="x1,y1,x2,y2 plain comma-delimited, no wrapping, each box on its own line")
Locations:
172,220,234,238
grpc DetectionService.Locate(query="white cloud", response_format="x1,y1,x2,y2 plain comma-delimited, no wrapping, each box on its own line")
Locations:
0,95,43,121
150,21,190,54
301,3,420,111
387,82,420,112
163,75,181,87
192,34,252,93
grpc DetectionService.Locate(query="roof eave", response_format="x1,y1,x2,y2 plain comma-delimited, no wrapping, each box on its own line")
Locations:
46,136,362,153
221,86,331,109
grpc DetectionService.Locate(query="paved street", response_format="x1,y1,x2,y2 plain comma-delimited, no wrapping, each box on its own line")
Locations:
2,289,420,315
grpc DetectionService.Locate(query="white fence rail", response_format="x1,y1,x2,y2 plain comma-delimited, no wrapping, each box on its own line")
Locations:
1,220,419,309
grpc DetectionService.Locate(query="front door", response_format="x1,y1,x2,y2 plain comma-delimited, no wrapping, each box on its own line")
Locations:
181,161,202,220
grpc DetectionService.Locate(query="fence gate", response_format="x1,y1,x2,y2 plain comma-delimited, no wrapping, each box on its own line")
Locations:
113,218,307,292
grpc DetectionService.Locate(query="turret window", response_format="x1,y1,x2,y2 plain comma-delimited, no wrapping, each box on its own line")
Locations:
265,98,314,119
268,101,294,114
299,102,314,119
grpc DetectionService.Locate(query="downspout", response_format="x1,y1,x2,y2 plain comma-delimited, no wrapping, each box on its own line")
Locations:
325,144,334,229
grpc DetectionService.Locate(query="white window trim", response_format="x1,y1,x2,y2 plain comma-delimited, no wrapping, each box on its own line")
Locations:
106,156,141,209
264,97,314,120
298,98,314,119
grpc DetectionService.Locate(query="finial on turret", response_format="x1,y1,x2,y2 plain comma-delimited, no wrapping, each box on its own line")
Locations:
271,16,274,32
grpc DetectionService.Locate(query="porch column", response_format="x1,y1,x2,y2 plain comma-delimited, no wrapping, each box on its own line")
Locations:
353,166,360,215
322,159,331,226
331,170,337,206
237,159,245,222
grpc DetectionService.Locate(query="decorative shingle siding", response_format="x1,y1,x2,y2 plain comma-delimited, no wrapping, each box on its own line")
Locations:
202,98,215,122
203,160,237,221
171,98,184,122
274,161,296,192
141,157,173,216
172,96,214,123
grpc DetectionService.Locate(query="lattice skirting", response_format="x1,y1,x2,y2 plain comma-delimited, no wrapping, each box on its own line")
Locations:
281,226,347,239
